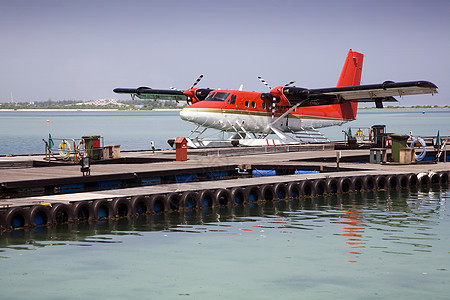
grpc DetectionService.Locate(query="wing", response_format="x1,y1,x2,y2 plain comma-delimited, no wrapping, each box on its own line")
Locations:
113,87,187,101
113,87,215,102
282,81,438,108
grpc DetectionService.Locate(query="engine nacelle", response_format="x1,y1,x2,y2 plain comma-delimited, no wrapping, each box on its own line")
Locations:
195,88,214,100
260,93,272,101
283,87,310,98
183,88,214,104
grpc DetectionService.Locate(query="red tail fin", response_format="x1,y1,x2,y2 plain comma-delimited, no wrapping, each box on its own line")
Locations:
337,49,364,87
338,49,364,120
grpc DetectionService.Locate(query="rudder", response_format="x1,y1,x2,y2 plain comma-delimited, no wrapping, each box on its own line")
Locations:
337,49,364,87
337,49,364,120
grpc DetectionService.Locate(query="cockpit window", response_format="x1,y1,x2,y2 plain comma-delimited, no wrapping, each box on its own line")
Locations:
205,92,230,101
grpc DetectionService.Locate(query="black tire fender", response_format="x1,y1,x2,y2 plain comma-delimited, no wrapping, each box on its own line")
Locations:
29,205,52,227
0,211,6,230
166,193,182,211
149,194,168,214
112,197,132,218
180,191,200,210
374,175,387,190
130,196,150,215
50,203,73,224
214,189,231,206
326,178,340,194
429,172,440,185
398,174,410,188
439,171,449,185
92,199,113,219
362,175,376,191
260,184,275,201
198,190,217,208
72,201,95,222
386,175,400,190
313,179,328,196
245,185,262,203
273,183,288,200
287,182,301,198
230,187,246,205
299,180,315,197
406,173,419,187
351,177,364,192
4,207,30,229
417,172,430,187
338,177,353,193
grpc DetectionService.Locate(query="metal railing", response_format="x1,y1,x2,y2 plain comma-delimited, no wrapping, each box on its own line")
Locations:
42,136,104,162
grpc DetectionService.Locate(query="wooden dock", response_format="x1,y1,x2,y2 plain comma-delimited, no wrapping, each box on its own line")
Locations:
0,145,448,231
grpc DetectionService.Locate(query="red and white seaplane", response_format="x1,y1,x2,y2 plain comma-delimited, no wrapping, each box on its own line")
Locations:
114,49,438,148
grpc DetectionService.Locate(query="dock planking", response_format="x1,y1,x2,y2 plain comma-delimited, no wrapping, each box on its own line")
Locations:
1,147,448,204
0,146,448,231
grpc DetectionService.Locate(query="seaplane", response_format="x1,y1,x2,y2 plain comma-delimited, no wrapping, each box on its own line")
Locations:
114,49,438,148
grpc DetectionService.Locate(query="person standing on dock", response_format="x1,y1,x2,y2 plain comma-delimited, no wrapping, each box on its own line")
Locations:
151,141,155,153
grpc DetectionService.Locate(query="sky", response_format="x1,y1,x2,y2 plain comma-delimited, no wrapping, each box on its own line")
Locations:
1,0,449,105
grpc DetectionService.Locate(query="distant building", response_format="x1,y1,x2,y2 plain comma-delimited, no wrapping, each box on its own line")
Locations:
77,99,127,106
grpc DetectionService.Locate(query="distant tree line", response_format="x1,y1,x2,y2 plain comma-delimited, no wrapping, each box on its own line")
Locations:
0,99,185,110
361,105,449,109
0,100,447,110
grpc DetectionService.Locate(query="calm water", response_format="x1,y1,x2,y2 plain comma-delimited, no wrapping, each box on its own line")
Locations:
0,108,449,299
0,188,449,299
0,108,449,155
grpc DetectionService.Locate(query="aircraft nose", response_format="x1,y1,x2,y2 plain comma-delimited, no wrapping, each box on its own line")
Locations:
180,107,193,122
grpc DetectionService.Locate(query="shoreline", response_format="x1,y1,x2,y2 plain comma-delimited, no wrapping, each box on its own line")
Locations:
0,108,182,112
0,107,448,112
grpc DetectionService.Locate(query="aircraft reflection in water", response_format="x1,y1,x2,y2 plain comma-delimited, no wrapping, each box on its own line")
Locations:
114,49,438,148
341,206,366,263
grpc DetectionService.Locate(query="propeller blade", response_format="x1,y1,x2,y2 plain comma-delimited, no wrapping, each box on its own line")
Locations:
284,80,296,87
271,97,277,118
258,76,272,90
191,74,204,88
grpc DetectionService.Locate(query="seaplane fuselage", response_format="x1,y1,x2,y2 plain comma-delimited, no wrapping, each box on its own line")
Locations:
180,89,356,134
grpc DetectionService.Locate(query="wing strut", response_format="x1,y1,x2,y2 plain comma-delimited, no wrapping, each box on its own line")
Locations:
269,103,302,126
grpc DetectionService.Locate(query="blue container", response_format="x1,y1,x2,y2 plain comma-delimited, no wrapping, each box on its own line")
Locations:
57,183,85,193
176,174,199,183
295,170,320,175
141,177,161,186
207,171,228,180
252,169,276,177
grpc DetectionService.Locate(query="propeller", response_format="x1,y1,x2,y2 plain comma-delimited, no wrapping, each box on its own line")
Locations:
191,74,204,89
258,76,295,118
258,76,272,90
258,76,296,90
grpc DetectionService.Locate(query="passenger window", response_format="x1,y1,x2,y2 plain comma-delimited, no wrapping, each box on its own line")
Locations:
230,95,236,105
245,101,249,107
251,102,256,108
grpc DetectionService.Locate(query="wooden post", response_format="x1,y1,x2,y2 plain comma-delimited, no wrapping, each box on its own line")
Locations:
336,151,341,171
